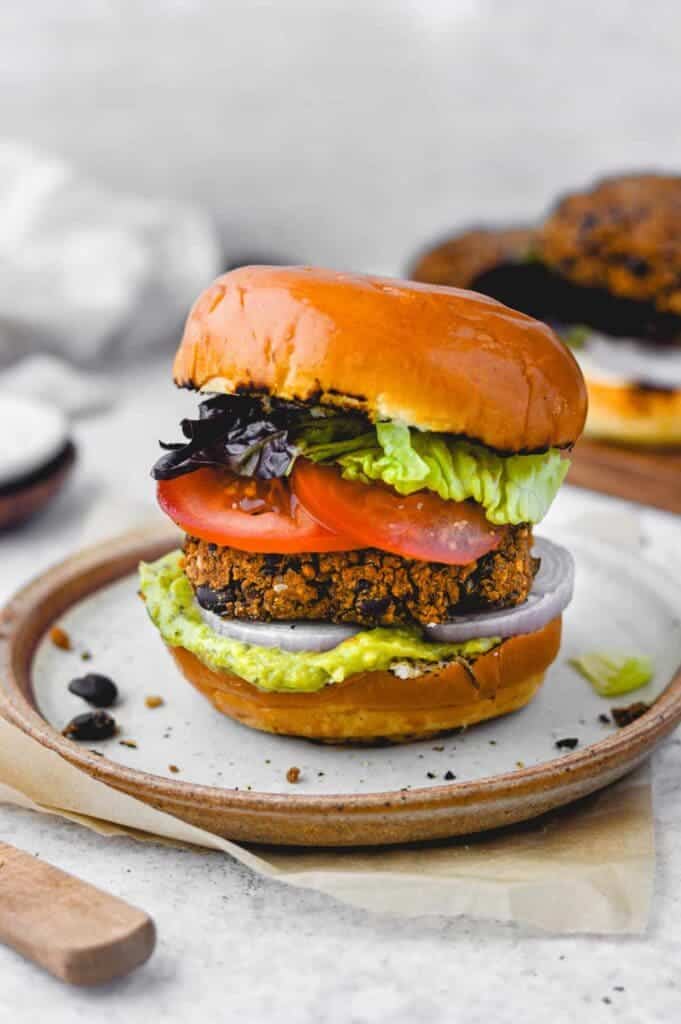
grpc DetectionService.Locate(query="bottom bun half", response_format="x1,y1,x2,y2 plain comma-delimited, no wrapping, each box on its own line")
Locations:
166,617,562,743
585,377,681,446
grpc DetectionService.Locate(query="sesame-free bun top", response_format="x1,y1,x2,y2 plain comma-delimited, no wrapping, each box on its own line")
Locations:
173,265,587,452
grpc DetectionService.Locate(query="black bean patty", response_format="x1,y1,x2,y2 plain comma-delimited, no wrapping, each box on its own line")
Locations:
182,526,537,628
539,174,681,316
410,226,536,291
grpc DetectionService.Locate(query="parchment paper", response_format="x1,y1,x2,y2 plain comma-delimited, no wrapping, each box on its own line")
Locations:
0,715,654,934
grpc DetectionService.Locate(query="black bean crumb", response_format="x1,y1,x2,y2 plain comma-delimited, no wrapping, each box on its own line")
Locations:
612,702,650,727
598,713,611,725
426,771,437,779
63,711,117,741
444,770,456,781
603,997,612,1005
555,737,579,750
68,673,118,708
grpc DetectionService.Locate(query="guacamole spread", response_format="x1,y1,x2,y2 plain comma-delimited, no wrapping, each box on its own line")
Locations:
139,551,500,694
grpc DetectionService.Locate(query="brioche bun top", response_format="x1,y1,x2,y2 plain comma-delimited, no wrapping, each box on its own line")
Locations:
173,265,587,452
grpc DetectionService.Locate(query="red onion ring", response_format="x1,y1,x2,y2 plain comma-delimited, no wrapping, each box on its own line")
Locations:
424,538,574,643
196,608,362,653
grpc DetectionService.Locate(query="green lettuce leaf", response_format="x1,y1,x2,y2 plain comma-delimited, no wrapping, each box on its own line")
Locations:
569,651,654,697
559,325,592,350
299,420,569,525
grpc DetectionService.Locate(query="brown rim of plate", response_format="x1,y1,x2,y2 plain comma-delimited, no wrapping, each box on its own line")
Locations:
0,525,679,847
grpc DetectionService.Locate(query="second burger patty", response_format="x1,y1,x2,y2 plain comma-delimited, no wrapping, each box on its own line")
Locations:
183,526,537,628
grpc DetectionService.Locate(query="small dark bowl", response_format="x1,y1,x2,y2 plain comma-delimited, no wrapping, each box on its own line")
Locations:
0,441,76,531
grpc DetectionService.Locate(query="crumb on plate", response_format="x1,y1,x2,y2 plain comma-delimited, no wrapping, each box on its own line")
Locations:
50,626,71,651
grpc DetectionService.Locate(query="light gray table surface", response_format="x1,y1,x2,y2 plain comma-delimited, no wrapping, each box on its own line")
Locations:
0,357,680,1023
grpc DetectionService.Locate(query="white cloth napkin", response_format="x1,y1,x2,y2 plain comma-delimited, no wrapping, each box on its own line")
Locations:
0,354,112,418
0,140,222,369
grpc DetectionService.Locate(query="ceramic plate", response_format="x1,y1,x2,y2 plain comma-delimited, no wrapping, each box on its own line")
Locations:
1,527,680,846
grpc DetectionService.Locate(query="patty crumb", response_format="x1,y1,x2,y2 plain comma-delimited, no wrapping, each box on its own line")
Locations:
145,695,164,709
612,702,650,727
169,764,180,773
50,626,71,650
555,737,579,750
119,739,138,749
444,770,456,781
286,766,301,784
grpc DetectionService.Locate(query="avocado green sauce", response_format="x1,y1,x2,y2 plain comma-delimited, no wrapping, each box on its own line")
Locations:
139,551,500,694
569,651,654,697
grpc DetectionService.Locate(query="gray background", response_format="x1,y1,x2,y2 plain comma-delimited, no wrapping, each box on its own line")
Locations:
3,0,681,273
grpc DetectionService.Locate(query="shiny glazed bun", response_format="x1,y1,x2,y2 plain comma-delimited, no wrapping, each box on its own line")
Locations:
584,379,681,446
173,265,587,453
167,618,562,743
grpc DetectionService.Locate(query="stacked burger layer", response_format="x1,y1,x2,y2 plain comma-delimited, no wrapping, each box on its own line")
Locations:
140,266,586,742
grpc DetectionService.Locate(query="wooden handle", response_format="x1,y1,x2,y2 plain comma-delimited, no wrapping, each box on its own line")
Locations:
0,841,156,985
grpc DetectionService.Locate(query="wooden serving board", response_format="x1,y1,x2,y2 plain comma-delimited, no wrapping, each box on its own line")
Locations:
568,439,681,515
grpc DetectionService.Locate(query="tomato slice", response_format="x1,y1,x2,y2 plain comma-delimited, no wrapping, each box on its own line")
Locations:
157,468,360,553
292,460,506,565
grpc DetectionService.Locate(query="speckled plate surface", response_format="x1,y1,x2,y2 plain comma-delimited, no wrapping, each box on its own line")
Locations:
1,526,680,846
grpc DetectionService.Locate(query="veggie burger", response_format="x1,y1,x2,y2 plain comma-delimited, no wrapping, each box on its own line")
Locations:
411,173,681,446
140,266,586,742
